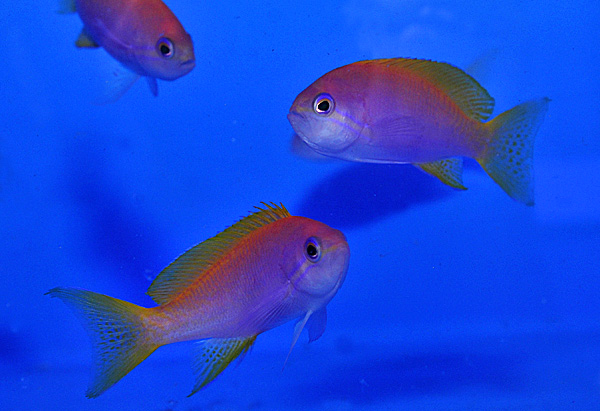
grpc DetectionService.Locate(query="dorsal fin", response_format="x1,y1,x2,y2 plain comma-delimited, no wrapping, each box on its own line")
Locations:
146,202,291,305
366,58,495,122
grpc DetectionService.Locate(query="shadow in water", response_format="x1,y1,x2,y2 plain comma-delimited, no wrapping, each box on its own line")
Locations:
64,140,167,291
297,163,456,229
0,326,34,371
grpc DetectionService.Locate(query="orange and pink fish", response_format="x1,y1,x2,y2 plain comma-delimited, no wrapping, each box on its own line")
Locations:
60,0,195,100
47,203,350,397
288,58,550,205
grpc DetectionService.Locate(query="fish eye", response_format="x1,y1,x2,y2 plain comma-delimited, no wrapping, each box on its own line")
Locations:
157,37,174,59
313,93,334,116
304,237,321,262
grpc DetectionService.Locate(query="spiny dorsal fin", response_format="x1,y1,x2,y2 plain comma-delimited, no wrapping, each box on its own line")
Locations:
146,203,291,305
367,58,495,122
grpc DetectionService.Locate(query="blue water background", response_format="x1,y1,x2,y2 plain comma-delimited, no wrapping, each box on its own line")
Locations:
2,1,600,409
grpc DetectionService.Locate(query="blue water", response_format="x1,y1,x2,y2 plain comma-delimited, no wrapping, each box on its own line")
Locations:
2,1,600,409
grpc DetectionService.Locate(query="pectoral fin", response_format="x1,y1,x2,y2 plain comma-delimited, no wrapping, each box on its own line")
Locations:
283,308,327,368
414,158,467,190
75,28,99,48
93,64,140,104
190,336,257,396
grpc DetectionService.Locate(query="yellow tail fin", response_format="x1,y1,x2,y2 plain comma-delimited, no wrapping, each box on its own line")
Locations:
478,98,550,205
46,287,159,398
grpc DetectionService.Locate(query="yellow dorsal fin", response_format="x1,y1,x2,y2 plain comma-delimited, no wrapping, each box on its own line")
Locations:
368,58,495,122
146,202,291,305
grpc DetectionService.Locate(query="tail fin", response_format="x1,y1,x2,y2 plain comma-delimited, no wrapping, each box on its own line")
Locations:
46,287,159,398
477,98,550,205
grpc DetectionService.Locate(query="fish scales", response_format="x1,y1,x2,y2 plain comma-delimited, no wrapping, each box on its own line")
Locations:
47,203,350,396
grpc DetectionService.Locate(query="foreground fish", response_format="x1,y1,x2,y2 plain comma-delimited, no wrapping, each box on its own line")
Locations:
288,58,550,205
47,203,350,397
60,0,195,100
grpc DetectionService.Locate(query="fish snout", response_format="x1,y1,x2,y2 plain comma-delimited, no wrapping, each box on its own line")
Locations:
287,111,314,145
319,230,350,295
178,58,196,76
181,59,196,67
287,111,305,128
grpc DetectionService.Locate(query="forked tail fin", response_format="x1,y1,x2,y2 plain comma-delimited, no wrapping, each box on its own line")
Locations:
477,98,550,205
46,287,159,398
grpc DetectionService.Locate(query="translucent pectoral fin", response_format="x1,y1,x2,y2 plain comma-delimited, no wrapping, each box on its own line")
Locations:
190,336,257,396
93,63,140,105
414,157,467,190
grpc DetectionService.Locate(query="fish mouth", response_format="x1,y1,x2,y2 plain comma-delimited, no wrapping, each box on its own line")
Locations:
287,110,304,123
287,111,310,139
180,59,196,67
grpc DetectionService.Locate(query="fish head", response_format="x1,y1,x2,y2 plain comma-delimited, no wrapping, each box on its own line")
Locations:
288,75,366,156
135,22,196,81
281,217,350,307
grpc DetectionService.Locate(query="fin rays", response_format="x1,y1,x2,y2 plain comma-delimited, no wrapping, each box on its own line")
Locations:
191,336,257,395
365,58,495,122
478,98,550,205
147,202,290,305
46,287,158,398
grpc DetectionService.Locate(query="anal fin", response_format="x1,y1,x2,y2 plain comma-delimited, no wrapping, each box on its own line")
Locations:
414,157,467,190
58,0,76,14
75,28,99,48
190,336,256,396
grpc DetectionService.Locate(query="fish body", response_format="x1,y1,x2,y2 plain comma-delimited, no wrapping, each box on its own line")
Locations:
61,0,195,98
47,203,350,397
288,58,549,205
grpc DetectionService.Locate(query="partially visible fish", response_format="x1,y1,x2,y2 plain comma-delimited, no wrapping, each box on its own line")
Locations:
288,58,550,205
47,203,350,397
59,0,195,101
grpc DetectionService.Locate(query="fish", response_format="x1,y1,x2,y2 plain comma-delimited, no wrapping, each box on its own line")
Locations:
46,203,350,397
59,0,195,101
287,58,550,205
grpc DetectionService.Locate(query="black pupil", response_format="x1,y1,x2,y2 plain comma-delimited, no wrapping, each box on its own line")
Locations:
317,100,330,112
160,44,171,55
306,243,318,258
